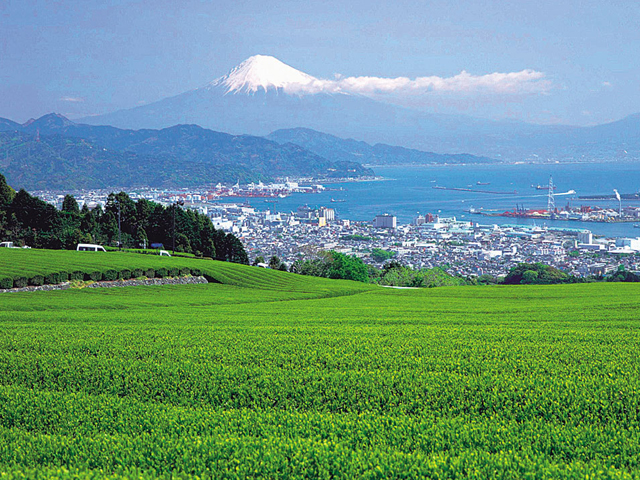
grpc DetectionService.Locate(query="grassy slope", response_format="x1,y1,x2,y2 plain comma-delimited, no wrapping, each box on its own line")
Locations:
0,251,639,479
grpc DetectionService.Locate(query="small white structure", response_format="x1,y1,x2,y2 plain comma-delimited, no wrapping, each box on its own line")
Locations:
76,243,106,252
0,241,15,248
159,250,172,257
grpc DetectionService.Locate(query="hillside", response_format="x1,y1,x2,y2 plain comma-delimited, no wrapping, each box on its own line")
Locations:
76,55,640,161
1,248,639,478
0,114,373,189
267,127,496,165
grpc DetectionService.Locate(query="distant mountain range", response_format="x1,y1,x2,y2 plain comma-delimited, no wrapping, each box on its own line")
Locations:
0,113,373,190
267,128,494,165
79,55,640,161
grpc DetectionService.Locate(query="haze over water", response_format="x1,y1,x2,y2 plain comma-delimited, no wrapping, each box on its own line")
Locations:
249,163,640,238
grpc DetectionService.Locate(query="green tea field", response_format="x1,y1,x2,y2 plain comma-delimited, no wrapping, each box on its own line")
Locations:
0,249,639,479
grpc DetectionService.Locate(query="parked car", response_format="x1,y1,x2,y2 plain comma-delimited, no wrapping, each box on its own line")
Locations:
76,243,107,252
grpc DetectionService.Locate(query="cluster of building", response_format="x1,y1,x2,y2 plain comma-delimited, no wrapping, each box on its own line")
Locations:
32,180,326,210
33,187,640,279
491,203,640,224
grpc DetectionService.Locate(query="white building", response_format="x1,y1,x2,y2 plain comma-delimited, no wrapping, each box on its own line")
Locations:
373,214,397,229
577,231,593,244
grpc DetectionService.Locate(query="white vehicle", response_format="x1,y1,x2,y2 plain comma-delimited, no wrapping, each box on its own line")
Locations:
0,241,15,248
159,250,171,257
76,243,106,252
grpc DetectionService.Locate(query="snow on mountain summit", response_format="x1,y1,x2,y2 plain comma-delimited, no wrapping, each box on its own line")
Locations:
211,55,322,94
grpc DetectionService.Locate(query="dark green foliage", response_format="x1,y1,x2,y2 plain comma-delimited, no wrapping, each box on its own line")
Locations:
132,269,143,279
190,268,202,277
168,267,179,277
376,261,467,287
504,263,573,285
370,248,395,262
341,234,373,241
86,271,102,282
155,268,168,278
606,265,640,282
44,272,60,285
118,269,132,280
103,270,118,281
58,272,69,283
144,269,155,279
12,276,27,288
0,188,247,264
180,267,191,276
268,255,282,270
70,271,84,281
292,254,467,287
28,275,44,286
61,195,80,214
0,172,15,206
0,277,12,289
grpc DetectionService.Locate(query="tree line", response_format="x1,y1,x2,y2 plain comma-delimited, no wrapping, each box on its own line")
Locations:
0,173,248,263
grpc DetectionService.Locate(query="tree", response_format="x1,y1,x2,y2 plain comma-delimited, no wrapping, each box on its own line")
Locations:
0,173,15,206
61,195,80,214
253,255,265,266
269,255,282,269
371,248,395,263
504,263,570,285
521,270,539,284
325,252,369,283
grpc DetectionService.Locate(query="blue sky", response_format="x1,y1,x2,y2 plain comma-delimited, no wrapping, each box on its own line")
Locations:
1,0,638,125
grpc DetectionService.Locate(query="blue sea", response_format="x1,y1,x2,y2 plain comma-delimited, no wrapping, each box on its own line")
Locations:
247,162,640,238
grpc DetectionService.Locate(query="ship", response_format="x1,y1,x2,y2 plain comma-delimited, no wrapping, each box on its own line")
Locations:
532,184,556,190
476,181,490,185
331,198,346,203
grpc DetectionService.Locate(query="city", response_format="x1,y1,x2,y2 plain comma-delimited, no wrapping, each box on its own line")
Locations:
33,184,640,279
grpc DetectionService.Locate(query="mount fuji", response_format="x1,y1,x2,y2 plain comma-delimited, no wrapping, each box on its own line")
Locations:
80,55,640,160
80,55,523,156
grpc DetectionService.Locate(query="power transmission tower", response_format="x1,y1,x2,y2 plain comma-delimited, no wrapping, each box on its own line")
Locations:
547,176,555,214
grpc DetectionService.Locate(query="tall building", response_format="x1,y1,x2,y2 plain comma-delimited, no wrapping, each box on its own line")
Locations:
318,207,335,222
373,214,397,229
577,231,593,245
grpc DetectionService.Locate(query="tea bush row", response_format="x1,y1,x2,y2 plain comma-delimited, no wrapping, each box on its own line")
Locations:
0,266,203,289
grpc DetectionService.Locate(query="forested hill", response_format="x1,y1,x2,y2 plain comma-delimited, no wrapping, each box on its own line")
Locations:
0,114,373,190
267,127,496,165
0,172,248,262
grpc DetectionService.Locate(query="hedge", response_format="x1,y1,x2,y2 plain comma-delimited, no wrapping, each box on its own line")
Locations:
70,271,84,281
103,270,118,281
85,271,102,282
118,269,132,280
29,275,44,286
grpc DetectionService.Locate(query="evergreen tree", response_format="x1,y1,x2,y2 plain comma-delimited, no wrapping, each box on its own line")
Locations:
0,173,15,206
61,195,80,214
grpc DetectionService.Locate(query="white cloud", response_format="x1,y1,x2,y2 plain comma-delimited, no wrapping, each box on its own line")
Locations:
602,81,612,87
59,96,84,103
284,69,551,97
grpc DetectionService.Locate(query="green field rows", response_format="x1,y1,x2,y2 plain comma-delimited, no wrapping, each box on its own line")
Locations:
0,251,639,478
0,249,368,295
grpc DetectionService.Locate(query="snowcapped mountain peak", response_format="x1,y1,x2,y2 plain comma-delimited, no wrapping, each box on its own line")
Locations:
211,55,320,94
